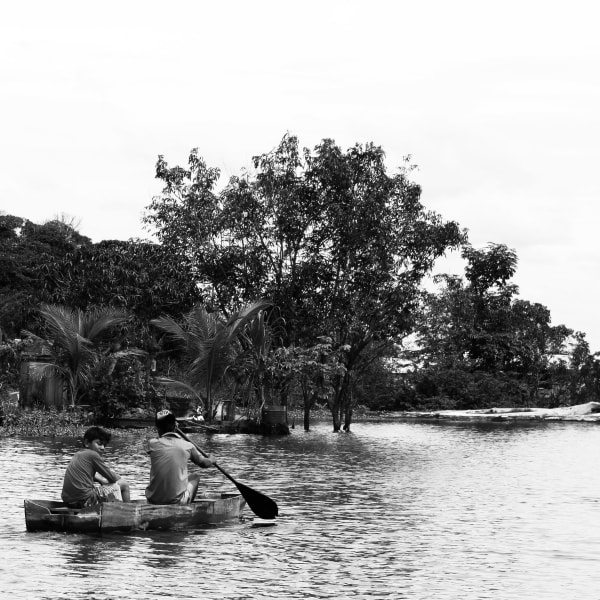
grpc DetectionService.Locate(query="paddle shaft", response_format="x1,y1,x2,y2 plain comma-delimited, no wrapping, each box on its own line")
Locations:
176,428,236,484
175,427,279,519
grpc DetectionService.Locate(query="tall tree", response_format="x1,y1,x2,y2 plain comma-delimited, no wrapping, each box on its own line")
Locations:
414,244,573,407
568,332,600,402
0,215,91,338
144,135,465,430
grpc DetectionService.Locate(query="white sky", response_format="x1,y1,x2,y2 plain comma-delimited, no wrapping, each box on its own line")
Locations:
2,0,599,351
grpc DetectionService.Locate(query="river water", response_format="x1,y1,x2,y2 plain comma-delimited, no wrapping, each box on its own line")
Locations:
1,419,599,599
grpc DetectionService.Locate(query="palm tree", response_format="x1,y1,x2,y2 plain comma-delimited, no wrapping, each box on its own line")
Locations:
26,304,136,407
151,299,271,421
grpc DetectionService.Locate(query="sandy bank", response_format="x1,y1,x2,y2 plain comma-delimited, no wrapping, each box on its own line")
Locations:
389,401,600,422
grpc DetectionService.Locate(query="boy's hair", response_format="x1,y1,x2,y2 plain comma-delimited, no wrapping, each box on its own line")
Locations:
83,426,111,445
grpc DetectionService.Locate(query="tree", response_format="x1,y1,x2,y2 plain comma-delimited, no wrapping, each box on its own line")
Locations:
414,244,573,408
231,307,281,418
26,304,137,407
267,339,346,431
0,215,92,338
568,332,600,402
151,300,271,422
43,239,201,322
145,135,465,431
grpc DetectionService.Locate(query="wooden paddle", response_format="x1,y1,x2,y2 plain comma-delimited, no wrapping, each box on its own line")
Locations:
175,427,278,520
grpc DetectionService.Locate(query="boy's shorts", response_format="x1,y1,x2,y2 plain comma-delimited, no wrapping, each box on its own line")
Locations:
92,481,122,504
65,482,122,509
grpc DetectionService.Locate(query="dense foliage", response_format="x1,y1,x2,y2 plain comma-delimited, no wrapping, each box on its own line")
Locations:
0,215,91,338
2,135,599,431
410,244,583,409
144,135,465,429
43,239,201,322
24,304,141,407
150,299,271,422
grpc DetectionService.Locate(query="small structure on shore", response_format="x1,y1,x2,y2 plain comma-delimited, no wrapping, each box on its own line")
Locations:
19,339,65,409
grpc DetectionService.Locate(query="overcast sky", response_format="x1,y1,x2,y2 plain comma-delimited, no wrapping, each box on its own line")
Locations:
2,0,599,351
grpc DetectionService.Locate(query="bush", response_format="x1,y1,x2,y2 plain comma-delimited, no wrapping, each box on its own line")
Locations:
87,355,161,422
0,407,88,437
0,340,22,390
411,367,533,410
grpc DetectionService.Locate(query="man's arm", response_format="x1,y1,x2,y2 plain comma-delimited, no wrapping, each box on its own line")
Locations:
190,446,215,468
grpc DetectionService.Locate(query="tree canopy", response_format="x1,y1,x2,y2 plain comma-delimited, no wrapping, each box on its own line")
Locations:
2,135,597,428
0,215,92,338
44,239,201,321
413,243,574,408
144,134,466,429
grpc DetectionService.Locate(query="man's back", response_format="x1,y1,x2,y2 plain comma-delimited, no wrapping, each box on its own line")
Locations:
145,433,195,504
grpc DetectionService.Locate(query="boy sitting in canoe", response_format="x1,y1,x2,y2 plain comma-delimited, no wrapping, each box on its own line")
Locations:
145,409,215,505
61,426,131,508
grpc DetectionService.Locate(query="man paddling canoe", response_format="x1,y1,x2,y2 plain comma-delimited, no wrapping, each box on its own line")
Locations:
145,409,216,505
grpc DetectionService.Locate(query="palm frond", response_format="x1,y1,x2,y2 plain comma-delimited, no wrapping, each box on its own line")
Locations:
111,348,147,360
83,307,129,341
151,300,272,417
39,305,80,349
151,315,189,342
35,303,134,406
27,361,68,382
224,299,272,342
153,376,204,404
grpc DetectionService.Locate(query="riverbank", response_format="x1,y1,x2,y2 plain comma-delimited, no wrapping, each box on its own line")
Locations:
385,401,600,423
4,401,600,438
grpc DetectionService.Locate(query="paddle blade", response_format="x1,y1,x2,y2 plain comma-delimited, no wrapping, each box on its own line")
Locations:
236,481,278,519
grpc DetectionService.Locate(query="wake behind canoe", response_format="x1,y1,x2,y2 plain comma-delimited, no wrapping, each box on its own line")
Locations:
24,492,245,534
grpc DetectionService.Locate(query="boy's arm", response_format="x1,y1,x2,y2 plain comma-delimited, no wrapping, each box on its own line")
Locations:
93,456,120,484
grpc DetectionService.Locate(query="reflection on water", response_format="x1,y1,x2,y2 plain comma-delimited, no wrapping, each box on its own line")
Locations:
2,420,600,599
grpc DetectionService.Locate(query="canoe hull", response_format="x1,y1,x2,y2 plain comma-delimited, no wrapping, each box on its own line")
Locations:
24,492,245,534
24,500,102,534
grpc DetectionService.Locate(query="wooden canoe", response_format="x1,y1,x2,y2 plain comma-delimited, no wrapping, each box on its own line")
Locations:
24,491,245,534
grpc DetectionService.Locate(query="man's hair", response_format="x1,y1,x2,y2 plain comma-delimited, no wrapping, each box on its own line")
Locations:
83,426,111,445
156,409,177,434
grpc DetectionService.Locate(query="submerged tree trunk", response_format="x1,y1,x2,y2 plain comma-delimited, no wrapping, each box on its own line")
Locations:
343,389,353,432
303,405,311,431
329,372,352,432
331,404,342,432
328,393,343,432
302,389,314,431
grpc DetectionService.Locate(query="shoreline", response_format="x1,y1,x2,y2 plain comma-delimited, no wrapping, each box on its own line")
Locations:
381,401,600,423
4,401,600,439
